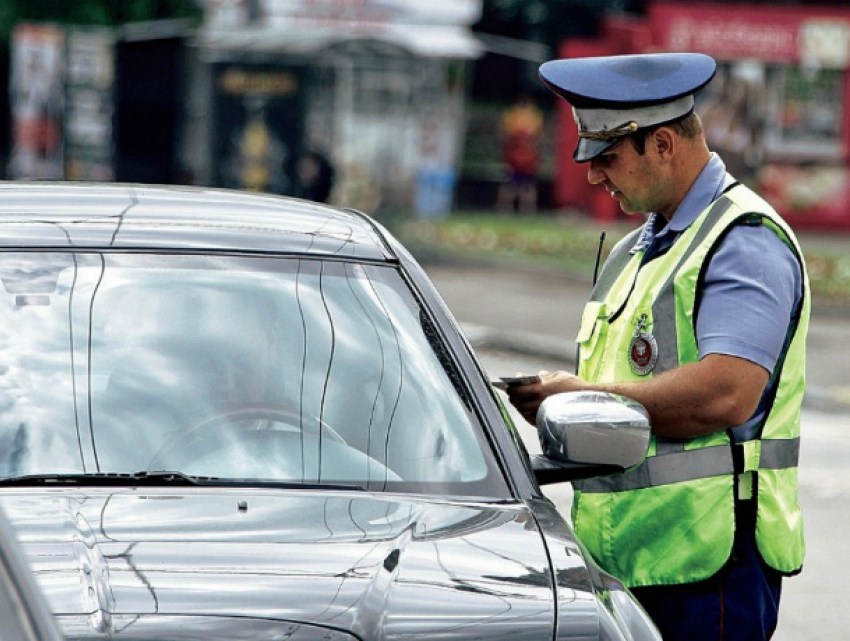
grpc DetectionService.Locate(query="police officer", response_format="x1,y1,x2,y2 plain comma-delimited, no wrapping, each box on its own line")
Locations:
507,53,808,641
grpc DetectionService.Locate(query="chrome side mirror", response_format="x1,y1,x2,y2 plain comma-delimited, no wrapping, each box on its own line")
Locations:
532,391,650,485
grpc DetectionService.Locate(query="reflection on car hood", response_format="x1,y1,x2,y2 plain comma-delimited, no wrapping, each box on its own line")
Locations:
0,488,562,639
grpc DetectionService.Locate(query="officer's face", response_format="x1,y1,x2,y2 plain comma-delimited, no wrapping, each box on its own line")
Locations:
586,137,668,216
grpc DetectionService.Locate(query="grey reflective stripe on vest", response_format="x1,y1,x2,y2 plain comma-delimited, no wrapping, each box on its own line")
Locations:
652,196,734,375
578,437,800,493
759,437,801,470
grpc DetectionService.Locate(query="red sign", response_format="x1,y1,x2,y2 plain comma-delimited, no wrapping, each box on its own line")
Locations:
650,2,850,64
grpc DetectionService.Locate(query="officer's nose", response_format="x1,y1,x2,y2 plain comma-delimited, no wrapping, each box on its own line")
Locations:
587,161,606,185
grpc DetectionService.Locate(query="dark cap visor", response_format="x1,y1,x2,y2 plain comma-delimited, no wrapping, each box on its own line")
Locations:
574,136,618,163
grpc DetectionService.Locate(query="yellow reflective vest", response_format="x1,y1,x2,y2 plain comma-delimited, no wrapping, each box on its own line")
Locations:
572,184,809,588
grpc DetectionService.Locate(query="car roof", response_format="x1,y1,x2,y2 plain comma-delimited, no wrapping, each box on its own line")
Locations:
0,182,395,261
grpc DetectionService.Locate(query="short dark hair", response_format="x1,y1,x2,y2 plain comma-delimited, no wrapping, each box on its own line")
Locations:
628,111,703,155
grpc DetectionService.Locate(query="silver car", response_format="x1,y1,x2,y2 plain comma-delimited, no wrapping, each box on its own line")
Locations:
0,503,62,641
0,182,659,640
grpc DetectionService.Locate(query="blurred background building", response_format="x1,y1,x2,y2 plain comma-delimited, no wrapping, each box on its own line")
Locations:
2,0,850,228
189,0,482,217
2,0,482,218
550,1,850,231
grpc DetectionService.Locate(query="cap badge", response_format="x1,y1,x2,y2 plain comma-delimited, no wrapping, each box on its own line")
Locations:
629,313,658,376
580,121,639,142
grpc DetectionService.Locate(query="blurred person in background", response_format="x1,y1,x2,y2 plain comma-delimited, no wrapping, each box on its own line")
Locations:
293,148,335,204
496,94,543,215
700,67,763,187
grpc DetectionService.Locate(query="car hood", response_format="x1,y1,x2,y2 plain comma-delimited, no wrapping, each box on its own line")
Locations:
0,487,567,640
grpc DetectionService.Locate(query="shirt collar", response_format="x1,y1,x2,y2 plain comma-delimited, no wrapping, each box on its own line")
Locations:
630,153,734,254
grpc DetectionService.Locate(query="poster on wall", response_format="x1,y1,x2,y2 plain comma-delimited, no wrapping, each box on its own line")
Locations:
212,63,306,194
9,23,65,179
64,28,115,181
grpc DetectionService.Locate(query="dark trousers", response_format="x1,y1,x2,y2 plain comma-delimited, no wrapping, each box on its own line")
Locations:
630,502,783,641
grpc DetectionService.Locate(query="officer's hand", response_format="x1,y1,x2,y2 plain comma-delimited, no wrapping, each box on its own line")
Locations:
506,370,587,425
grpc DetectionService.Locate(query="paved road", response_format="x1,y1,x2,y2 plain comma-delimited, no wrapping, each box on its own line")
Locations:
423,259,850,414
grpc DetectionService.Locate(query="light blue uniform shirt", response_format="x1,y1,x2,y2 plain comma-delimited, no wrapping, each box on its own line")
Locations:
633,154,802,437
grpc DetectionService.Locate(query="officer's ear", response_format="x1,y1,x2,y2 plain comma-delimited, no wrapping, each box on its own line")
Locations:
649,127,676,162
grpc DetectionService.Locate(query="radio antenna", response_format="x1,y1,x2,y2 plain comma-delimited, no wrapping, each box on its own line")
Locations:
592,231,606,287
576,231,607,375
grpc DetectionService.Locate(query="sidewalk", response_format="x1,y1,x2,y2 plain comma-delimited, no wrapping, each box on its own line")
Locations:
422,253,850,415
403,210,850,319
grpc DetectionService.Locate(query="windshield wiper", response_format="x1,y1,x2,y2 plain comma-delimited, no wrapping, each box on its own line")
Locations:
0,472,367,491
0,471,208,487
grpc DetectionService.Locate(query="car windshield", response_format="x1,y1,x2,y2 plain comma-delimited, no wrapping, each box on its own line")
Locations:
0,252,508,497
